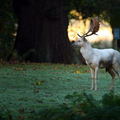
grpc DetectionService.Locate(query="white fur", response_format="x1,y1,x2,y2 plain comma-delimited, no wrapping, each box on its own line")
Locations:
73,37,120,90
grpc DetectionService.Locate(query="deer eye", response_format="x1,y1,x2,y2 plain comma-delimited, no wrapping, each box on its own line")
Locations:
78,40,82,42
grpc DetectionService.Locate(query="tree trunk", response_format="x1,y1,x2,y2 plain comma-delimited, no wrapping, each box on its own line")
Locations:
13,0,74,63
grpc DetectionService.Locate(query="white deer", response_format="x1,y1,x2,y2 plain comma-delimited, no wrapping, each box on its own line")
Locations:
73,17,120,90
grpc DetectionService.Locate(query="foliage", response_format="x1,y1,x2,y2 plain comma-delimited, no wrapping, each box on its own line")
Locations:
35,91,120,120
1,91,120,120
0,0,120,60
67,0,120,28
67,0,102,19
0,91,120,120
0,0,16,60
0,106,12,120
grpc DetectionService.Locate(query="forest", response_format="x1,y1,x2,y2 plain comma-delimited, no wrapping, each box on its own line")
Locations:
0,0,120,63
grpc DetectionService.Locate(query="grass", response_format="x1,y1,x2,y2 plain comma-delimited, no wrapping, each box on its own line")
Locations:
0,63,120,119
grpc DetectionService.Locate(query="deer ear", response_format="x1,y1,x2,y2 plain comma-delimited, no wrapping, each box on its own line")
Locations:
83,37,87,42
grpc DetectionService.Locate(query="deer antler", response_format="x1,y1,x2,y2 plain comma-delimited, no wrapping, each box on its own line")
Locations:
84,17,100,37
77,33,82,38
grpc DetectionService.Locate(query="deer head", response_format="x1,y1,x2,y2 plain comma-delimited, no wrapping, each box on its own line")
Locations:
73,17,100,47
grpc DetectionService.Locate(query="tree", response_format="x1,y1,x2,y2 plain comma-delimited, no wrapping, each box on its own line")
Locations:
0,0,15,60
13,0,75,63
1,0,120,63
69,0,120,48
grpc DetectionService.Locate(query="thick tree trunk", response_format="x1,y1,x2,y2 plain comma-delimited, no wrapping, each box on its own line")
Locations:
13,0,74,63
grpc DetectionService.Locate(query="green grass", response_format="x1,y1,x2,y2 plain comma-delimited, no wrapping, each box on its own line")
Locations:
0,63,120,119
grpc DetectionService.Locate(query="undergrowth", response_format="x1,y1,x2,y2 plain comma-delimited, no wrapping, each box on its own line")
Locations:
34,91,120,120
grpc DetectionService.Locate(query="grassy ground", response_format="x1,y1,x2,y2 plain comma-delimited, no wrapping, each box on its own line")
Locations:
0,63,120,119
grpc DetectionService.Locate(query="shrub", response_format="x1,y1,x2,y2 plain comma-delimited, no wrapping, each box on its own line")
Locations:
0,91,120,120
34,91,120,120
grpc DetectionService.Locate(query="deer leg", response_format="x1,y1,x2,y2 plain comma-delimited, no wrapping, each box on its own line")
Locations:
90,68,95,90
94,67,98,90
112,64,120,78
90,66,98,90
107,68,115,90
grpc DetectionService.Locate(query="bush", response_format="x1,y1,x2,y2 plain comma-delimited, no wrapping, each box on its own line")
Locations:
34,91,120,120
0,91,120,120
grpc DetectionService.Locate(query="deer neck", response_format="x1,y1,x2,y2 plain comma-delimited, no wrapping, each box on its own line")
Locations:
80,42,93,60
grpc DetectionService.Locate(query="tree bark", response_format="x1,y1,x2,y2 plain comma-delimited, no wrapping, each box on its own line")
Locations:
13,0,74,63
